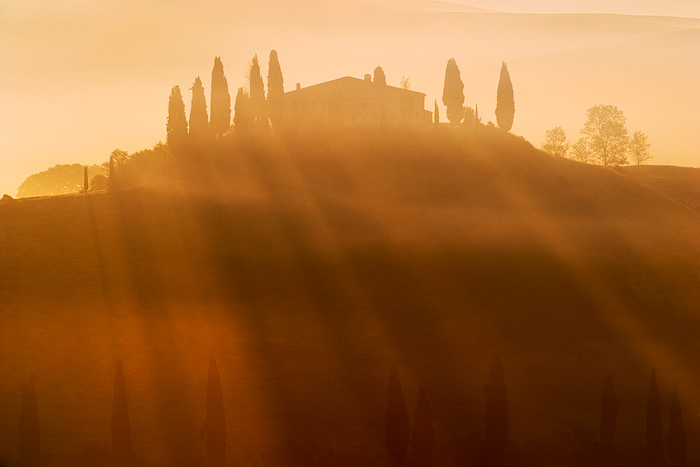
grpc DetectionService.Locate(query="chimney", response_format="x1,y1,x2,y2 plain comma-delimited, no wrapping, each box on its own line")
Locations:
364,74,371,82
296,83,301,91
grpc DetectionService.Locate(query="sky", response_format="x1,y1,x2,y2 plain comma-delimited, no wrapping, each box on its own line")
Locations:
1,0,699,197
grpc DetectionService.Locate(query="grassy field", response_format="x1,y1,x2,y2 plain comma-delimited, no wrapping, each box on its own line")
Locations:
1,127,699,466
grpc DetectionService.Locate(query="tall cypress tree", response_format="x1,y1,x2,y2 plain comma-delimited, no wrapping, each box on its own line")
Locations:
442,58,464,124
411,385,435,466
495,62,514,131
19,378,40,467
386,366,410,464
249,55,266,128
206,358,226,467
485,357,509,464
647,370,664,465
668,385,686,466
267,50,285,129
234,87,253,133
374,66,387,85
189,76,209,145
167,85,188,156
111,360,133,462
600,376,618,453
434,100,439,126
210,57,231,137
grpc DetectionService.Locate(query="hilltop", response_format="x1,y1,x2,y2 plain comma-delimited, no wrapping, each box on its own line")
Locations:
1,127,699,465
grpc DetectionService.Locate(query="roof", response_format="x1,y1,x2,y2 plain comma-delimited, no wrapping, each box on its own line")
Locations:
285,76,426,100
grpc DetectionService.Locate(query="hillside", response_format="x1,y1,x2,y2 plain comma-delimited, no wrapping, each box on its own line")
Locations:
1,127,699,466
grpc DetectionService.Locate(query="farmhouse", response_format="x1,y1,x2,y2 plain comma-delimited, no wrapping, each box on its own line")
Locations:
282,75,432,130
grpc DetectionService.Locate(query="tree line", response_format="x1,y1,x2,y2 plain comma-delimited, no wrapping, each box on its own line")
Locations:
13,359,689,466
541,105,652,166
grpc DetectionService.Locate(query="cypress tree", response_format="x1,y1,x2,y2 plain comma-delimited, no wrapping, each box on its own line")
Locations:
249,55,266,128
108,154,115,190
189,76,210,145
495,62,515,131
206,358,226,467
386,366,410,464
374,66,387,85
234,87,253,133
19,378,40,467
434,100,439,126
647,370,664,465
167,85,188,156
442,58,464,124
83,166,89,192
485,357,509,464
600,376,618,453
411,385,435,466
210,57,231,137
267,50,285,129
111,359,133,462
668,385,686,466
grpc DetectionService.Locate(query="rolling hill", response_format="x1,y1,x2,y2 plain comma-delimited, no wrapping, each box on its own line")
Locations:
0,127,699,466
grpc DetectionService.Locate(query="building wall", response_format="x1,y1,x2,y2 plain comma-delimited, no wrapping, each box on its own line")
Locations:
283,94,430,130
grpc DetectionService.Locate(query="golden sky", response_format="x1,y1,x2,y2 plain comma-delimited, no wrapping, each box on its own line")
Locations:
1,0,699,196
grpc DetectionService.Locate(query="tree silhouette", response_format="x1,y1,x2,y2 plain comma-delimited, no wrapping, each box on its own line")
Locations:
581,105,629,166
442,58,464,124
19,378,40,467
189,77,210,145
206,358,226,467
111,359,133,462
600,376,618,453
267,50,285,129
386,366,410,464
647,370,664,465
167,85,188,157
249,54,266,129
495,62,514,131
234,87,254,133
668,385,686,466
629,130,652,166
434,101,439,126
374,66,387,85
83,166,89,193
16,163,107,198
570,137,592,163
485,357,508,465
411,385,435,466
210,57,231,137
541,127,569,157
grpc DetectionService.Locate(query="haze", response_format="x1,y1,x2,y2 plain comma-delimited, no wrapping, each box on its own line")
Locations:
1,0,699,197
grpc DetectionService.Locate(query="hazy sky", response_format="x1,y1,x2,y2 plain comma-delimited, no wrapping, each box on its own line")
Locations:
1,0,699,196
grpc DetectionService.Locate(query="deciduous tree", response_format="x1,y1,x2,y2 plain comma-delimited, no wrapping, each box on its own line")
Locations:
442,58,464,124
629,130,652,166
581,105,628,166
495,62,514,131
541,126,569,157
570,137,592,163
